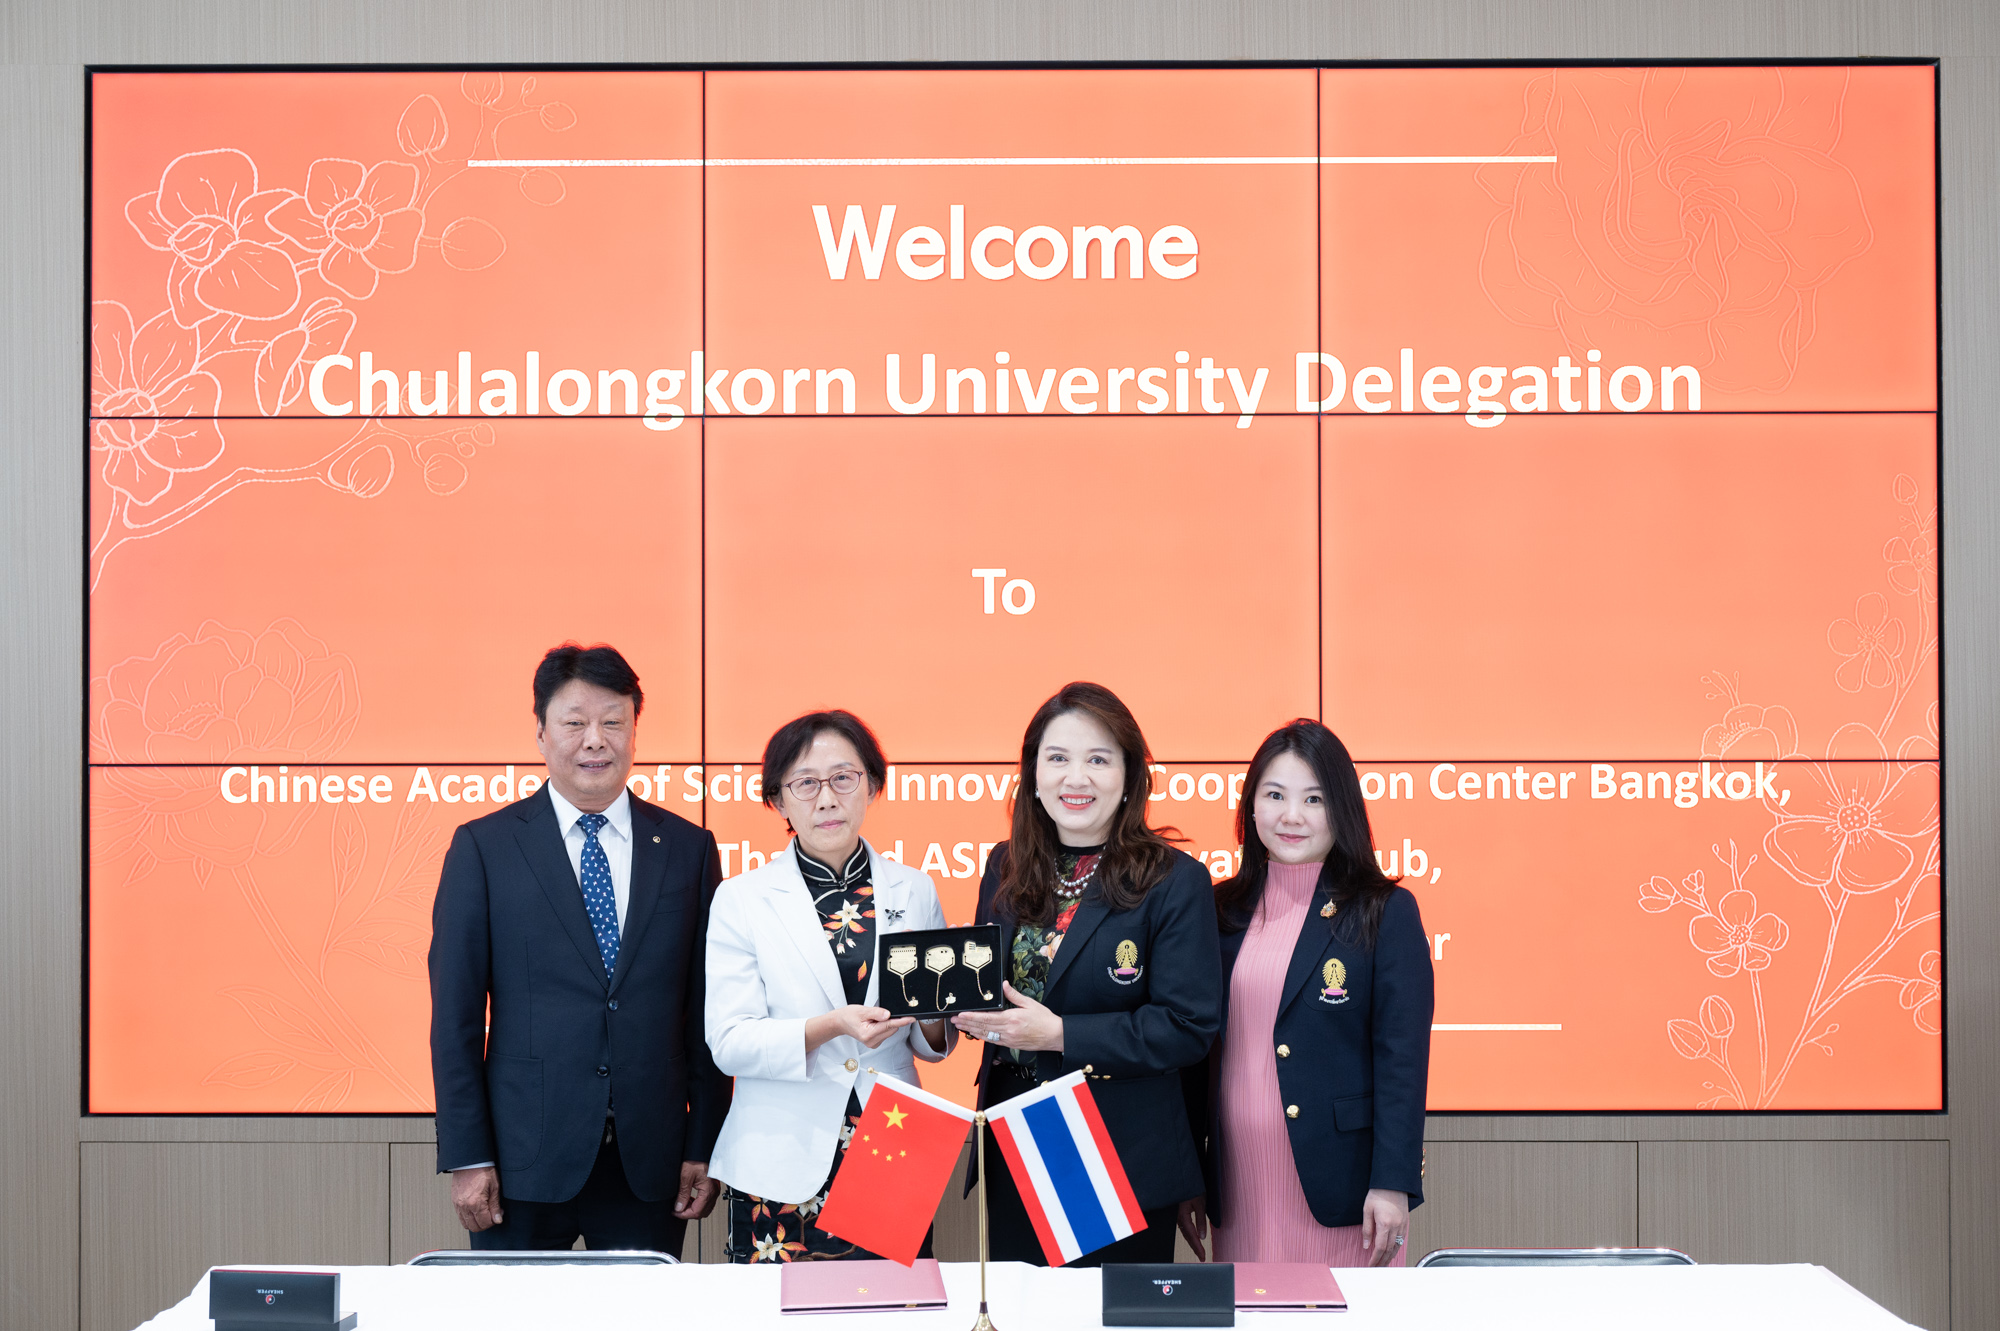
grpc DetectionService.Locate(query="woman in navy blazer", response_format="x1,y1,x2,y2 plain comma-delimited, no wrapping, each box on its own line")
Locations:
951,682,1222,1267
1181,719,1433,1267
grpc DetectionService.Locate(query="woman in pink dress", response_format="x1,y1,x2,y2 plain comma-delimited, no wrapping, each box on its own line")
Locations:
1179,720,1434,1267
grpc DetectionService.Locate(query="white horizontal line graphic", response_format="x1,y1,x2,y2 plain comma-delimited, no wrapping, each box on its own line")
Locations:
468,155,1556,168
1431,1023,1565,1032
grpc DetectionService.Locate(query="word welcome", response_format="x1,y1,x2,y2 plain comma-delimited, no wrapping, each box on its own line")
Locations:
813,204,1198,282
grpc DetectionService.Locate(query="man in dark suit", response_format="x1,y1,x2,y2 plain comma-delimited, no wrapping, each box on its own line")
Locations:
429,643,729,1251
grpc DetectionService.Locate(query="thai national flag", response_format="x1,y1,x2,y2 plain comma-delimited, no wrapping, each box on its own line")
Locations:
985,1070,1147,1265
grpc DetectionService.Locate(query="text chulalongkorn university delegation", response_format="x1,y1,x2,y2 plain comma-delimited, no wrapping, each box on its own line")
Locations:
304,347,1701,430
301,198,1702,429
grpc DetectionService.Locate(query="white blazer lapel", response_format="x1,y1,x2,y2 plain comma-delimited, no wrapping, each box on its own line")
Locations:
765,850,849,1013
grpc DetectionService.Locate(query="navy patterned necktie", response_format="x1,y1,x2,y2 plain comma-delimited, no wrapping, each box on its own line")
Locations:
577,812,620,975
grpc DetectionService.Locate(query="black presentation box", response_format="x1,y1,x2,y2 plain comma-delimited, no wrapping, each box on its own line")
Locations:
209,1269,357,1331
878,925,1007,1019
1102,1263,1236,1327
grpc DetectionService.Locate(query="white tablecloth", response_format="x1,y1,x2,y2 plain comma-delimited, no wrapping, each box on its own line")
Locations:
139,1260,1915,1331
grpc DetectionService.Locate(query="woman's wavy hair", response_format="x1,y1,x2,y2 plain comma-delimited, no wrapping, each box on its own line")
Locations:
1215,719,1400,948
996,682,1181,923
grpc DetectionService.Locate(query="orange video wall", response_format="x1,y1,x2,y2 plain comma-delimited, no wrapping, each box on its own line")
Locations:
87,66,1941,1114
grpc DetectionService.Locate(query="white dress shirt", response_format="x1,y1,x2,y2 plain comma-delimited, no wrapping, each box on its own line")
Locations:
545,782,632,930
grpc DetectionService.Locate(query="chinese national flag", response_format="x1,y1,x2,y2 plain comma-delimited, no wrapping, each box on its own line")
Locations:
815,1073,975,1265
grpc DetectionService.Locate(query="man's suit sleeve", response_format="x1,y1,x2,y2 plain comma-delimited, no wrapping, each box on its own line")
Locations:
681,832,732,1162
429,824,495,1173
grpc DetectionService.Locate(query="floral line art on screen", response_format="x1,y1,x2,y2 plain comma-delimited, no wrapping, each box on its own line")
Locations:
1478,67,1874,394
93,619,445,1111
91,75,573,590
1638,474,1938,1109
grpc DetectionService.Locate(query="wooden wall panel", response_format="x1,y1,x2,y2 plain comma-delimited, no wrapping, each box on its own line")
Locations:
390,1145,723,1263
89,1119,435,1144
388,1144,467,1264
1410,1142,1638,1258
686,1208,727,1263
1174,1141,1641,1263
81,1143,389,1331
1941,53,2000,1331
1639,1141,1950,1330
0,54,84,1331
930,1144,980,1262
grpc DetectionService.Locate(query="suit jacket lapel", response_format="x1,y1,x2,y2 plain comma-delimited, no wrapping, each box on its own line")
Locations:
513,787,608,988
768,851,849,1013
1278,882,1338,1016
610,801,667,995
1045,893,1109,1000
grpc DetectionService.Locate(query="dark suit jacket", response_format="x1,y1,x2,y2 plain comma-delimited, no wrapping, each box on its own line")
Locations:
969,843,1222,1211
428,785,731,1204
1194,876,1433,1228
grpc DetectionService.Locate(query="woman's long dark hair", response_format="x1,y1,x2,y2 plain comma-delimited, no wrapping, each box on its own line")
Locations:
1215,719,1400,947
996,682,1181,923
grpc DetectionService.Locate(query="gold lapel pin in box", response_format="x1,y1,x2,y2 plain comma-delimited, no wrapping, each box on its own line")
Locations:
924,945,957,1008
887,945,920,1007
962,938,994,1000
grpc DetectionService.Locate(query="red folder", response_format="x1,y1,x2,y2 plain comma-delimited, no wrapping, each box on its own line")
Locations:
779,1258,950,1314
1233,1263,1349,1311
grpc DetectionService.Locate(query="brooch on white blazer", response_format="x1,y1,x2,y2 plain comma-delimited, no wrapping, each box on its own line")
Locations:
883,906,906,926
1319,957,1351,1005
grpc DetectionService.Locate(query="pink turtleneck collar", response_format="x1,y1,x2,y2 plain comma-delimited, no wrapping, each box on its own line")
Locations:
1265,859,1323,903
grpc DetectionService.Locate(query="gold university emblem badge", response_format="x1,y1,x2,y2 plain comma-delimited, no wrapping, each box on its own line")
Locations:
1320,957,1350,1004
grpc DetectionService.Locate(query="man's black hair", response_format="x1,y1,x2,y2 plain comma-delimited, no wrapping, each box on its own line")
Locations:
533,643,643,722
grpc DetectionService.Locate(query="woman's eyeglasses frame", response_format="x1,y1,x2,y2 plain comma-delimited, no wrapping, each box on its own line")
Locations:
781,768,866,802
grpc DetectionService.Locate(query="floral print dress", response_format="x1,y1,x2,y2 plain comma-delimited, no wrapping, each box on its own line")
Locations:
727,843,899,1263
1002,845,1101,1074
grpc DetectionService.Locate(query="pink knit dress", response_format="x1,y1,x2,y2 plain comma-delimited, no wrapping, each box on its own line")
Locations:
1211,860,1406,1267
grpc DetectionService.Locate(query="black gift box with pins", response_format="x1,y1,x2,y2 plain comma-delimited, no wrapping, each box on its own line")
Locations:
878,925,1008,1019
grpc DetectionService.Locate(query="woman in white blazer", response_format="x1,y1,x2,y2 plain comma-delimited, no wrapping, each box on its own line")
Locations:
706,710,956,1262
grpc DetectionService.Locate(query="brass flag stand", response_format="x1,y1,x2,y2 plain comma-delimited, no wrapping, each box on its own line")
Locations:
971,1111,998,1331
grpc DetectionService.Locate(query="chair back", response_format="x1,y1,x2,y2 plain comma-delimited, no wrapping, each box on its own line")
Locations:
1416,1247,1694,1268
407,1249,677,1266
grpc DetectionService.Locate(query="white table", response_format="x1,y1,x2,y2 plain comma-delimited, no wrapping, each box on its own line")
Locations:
138,1260,1916,1331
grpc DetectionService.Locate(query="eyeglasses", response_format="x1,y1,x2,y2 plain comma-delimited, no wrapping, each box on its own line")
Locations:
782,769,866,801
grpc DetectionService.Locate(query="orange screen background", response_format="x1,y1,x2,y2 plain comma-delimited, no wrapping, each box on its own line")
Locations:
86,66,1940,1113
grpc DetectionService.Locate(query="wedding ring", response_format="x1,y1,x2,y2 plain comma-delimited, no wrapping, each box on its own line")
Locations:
1394,1235,1406,1247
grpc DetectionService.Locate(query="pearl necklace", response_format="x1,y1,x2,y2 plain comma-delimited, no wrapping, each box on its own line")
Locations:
1057,854,1100,896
